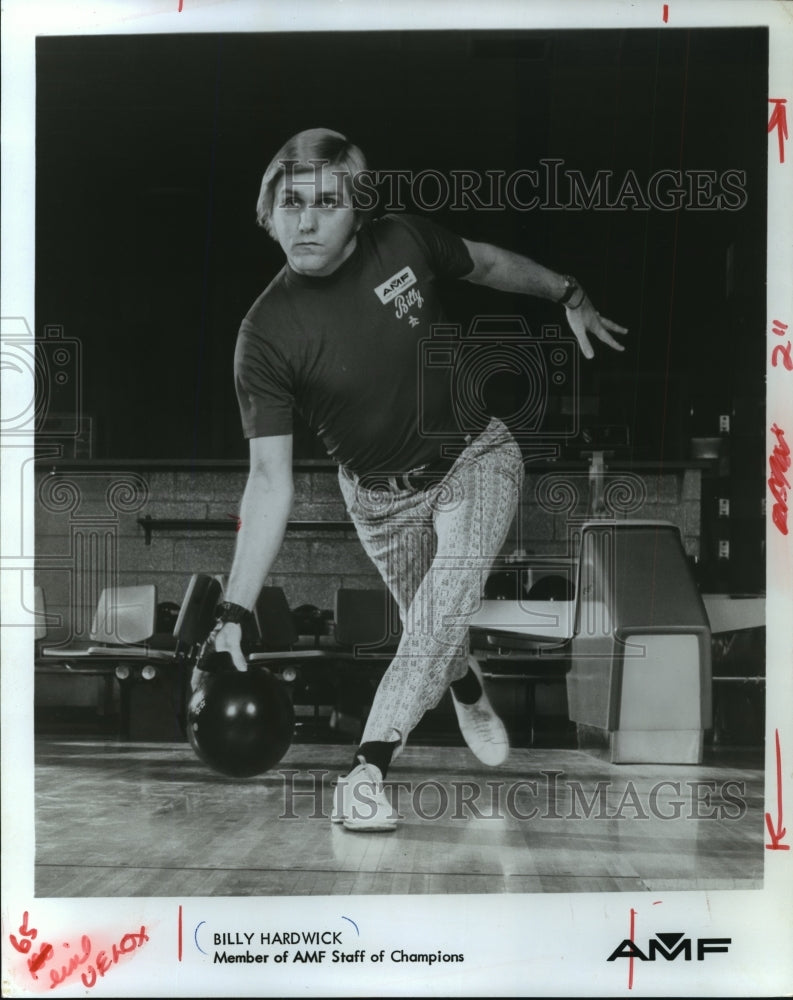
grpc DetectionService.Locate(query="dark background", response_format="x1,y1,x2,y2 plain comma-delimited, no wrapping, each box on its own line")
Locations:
36,28,767,466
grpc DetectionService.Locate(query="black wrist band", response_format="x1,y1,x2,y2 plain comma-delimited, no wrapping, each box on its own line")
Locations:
557,275,580,306
215,601,250,625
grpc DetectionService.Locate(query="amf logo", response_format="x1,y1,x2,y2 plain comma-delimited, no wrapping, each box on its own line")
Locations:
607,932,731,962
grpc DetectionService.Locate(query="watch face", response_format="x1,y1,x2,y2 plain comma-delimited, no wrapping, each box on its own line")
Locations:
560,277,577,303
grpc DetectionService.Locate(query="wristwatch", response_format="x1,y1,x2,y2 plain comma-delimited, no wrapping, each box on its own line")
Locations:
557,275,581,306
215,601,250,625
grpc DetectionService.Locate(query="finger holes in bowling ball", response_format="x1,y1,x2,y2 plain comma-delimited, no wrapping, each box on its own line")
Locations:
188,652,294,778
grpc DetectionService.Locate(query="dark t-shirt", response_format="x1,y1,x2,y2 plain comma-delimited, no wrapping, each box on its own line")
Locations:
234,213,474,474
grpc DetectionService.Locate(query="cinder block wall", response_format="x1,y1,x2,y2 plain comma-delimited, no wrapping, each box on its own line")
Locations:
505,467,701,559
35,463,700,649
35,466,379,646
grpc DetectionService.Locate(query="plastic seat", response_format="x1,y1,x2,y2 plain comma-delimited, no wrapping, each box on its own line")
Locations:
242,586,333,737
34,585,48,642
332,588,402,658
38,584,172,662
172,573,223,652
246,586,328,666
251,586,301,651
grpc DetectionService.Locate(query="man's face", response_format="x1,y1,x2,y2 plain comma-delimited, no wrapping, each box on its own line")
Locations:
271,165,359,277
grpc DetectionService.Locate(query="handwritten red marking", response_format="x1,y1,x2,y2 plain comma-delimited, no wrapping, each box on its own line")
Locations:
662,4,669,22
178,1,184,11
773,342,793,370
80,926,149,989
227,513,242,532
27,942,54,979
766,729,789,850
772,321,793,370
768,424,790,536
49,935,91,989
10,919,148,991
628,907,636,990
178,905,183,962
768,99,788,164
9,911,37,955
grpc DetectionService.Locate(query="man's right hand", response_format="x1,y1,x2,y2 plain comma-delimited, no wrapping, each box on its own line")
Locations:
213,621,248,671
190,622,248,693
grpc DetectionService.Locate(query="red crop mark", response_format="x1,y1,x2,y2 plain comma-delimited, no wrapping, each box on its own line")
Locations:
628,907,636,989
662,4,669,22
178,906,183,962
178,1,184,11
765,729,789,850
768,99,788,164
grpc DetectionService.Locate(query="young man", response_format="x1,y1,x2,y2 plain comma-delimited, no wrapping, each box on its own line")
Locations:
201,128,626,831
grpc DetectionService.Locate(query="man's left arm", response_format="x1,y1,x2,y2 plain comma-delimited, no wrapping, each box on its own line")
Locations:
462,238,628,360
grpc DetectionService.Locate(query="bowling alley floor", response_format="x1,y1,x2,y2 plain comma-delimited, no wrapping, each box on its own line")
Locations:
34,736,765,898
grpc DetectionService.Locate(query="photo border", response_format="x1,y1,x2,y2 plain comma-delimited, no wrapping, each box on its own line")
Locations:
2,1,791,996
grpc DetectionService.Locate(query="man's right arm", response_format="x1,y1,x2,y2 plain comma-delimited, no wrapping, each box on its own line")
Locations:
204,433,294,674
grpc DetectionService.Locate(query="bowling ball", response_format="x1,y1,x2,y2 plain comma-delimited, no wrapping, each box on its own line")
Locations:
187,653,294,777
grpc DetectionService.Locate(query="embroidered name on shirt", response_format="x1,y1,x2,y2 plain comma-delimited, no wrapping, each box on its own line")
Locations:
374,266,417,304
395,287,424,319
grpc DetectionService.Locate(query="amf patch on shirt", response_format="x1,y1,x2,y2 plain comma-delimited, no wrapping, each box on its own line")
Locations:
373,266,417,304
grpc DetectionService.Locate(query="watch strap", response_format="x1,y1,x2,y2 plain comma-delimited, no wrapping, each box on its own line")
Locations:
558,275,587,309
557,275,579,305
215,600,250,625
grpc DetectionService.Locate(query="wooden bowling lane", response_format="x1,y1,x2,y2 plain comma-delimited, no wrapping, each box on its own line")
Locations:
34,738,764,898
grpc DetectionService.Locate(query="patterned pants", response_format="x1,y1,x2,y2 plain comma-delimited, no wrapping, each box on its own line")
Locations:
338,418,524,756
